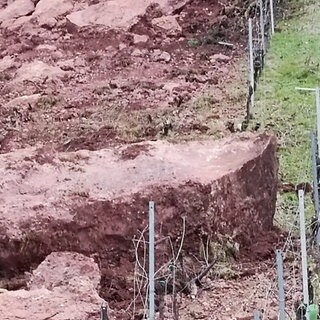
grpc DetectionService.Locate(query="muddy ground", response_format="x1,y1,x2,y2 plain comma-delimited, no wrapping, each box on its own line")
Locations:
0,0,298,319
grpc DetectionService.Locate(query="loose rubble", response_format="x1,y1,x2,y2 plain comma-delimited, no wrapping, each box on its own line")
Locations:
0,0,285,319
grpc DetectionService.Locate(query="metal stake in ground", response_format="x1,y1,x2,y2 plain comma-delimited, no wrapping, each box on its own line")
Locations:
298,190,309,306
100,302,108,320
316,88,320,155
149,201,155,320
295,87,320,155
253,310,261,320
276,249,286,320
310,131,320,245
311,131,319,214
269,0,275,34
259,0,265,52
248,18,254,108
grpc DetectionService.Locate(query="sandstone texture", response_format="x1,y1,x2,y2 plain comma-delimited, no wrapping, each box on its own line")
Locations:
0,252,104,320
152,15,182,35
0,55,16,72
0,133,278,303
0,0,34,24
0,0,284,319
66,0,189,30
12,60,66,84
33,0,73,22
0,0,251,153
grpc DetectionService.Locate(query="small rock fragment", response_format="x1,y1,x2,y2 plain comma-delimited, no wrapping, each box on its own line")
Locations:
152,15,182,35
131,48,146,57
210,53,231,63
133,34,149,44
0,0,34,23
11,60,66,86
151,49,171,63
39,17,57,29
119,43,127,50
0,56,16,72
5,94,41,109
57,59,75,71
0,252,105,320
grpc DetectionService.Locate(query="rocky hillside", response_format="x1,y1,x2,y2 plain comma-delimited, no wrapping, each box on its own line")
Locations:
0,1,284,320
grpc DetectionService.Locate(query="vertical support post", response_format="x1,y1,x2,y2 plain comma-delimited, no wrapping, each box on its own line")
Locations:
100,302,108,320
311,130,320,246
149,201,155,320
253,310,261,320
311,131,319,214
316,88,320,154
171,263,178,320
270,0,275,34
298,190,309,306
259,0,265,52
276,249,286,320
249,18,254,108
295,87,320,156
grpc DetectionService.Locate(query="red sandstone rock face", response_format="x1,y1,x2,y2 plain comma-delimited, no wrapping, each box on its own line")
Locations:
0,132,278,307
0,252,104,320
66,0,189,31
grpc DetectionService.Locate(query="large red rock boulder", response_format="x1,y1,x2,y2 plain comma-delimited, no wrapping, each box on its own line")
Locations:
0,132,278,305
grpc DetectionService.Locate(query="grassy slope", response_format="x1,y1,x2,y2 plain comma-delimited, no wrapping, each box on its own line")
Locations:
255,0,320,226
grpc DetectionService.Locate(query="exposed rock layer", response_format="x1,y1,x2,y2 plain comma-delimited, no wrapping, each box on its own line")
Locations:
0,133,278,276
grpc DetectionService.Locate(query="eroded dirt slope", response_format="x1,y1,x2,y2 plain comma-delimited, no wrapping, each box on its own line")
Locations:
0,0,285,319
0,0,250,154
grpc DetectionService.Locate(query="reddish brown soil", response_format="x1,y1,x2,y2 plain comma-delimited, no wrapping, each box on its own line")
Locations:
0,0,286,319
0,0,251,154
0,133,280,319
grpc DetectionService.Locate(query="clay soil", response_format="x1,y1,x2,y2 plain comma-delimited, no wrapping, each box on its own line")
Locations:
0,0,253,154
0,0,294,319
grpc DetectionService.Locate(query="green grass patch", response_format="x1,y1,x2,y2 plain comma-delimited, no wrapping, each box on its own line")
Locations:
255,0,320,227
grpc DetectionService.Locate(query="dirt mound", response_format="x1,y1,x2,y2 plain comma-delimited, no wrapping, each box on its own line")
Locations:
0,252,104,320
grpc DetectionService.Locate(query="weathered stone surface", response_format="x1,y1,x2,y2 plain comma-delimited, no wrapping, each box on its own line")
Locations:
1,15,32,30
152,15,182,34
38,17,57,29
0,0,34,24
30,252,101,293
131,48,146,57
33,0,73,25
151,49,171,62
133,34,149,44
0,133,277,272
5,93,41,109
11,60,66,84
0,55,16,72
210,53,232,63
0,252,104,320
66,0,189,31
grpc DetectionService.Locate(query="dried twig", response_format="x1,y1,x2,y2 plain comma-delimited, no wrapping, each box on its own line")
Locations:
42,313,59,320
173,217,186,265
